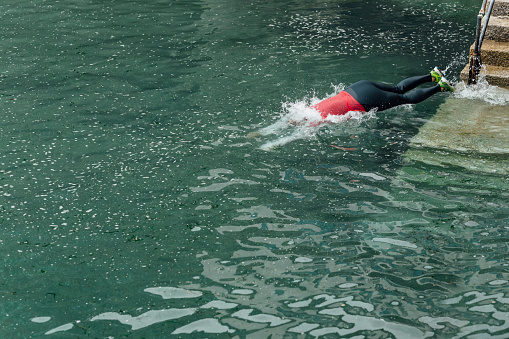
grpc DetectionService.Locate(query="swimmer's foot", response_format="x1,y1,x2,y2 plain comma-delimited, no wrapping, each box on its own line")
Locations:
439,78,455,92
430,67,444,83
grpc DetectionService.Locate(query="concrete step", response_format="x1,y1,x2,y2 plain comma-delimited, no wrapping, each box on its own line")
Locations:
483,16,509,42
469,40,509,68
493,0,509,16
461,63,509,88
406,96,509,174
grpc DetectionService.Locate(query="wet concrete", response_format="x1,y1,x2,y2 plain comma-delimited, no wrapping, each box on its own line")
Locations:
461,62,509,88
405,94,509,174
473,40,509,68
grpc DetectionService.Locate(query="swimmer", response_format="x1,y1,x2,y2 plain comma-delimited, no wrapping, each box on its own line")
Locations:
290,67,454,125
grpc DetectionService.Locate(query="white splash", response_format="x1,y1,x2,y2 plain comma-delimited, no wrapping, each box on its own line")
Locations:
295,257,313,263
249,85,375,151
231,289,254,295
454,77,509,106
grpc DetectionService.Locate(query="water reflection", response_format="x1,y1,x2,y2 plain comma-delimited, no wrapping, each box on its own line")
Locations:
14,140,509,338
22,141,509,337
47,159,504,337
41,281,509,337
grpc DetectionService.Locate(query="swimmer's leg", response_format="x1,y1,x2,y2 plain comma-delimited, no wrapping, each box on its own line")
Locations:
373,85,442,110
401,85,442,104
346,80,441,111
371,74,433,94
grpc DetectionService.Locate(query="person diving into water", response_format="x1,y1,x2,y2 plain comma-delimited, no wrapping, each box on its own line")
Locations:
293,67,455,125
249,67,455,149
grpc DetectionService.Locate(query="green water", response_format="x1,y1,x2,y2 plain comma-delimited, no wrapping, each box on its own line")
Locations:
2,0,509,337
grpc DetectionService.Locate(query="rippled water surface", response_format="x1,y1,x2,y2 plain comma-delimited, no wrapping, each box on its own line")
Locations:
2,0,509,337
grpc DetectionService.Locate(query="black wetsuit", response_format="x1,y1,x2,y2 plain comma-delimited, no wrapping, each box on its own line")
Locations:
344,74,441,112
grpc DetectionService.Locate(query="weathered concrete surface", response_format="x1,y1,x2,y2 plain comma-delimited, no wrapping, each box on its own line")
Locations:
484,16,509,42
493,0,509,17
472,40,509,67
460,39,509,88
461,63,509,88
405,96,509,174
461,3,509,88
410,97,509,154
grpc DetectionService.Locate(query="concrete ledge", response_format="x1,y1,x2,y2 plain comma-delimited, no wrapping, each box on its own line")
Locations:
406,96,509,174
410,97,509,154
482,64,509,87
493,0,509,16
461,64,509,88
469,40,509,68
462,15,509,87
484,16,509,42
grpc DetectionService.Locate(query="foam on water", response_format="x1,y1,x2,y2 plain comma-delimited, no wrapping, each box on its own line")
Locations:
453,68,509,106
434,56,509,106
454,80,509,106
